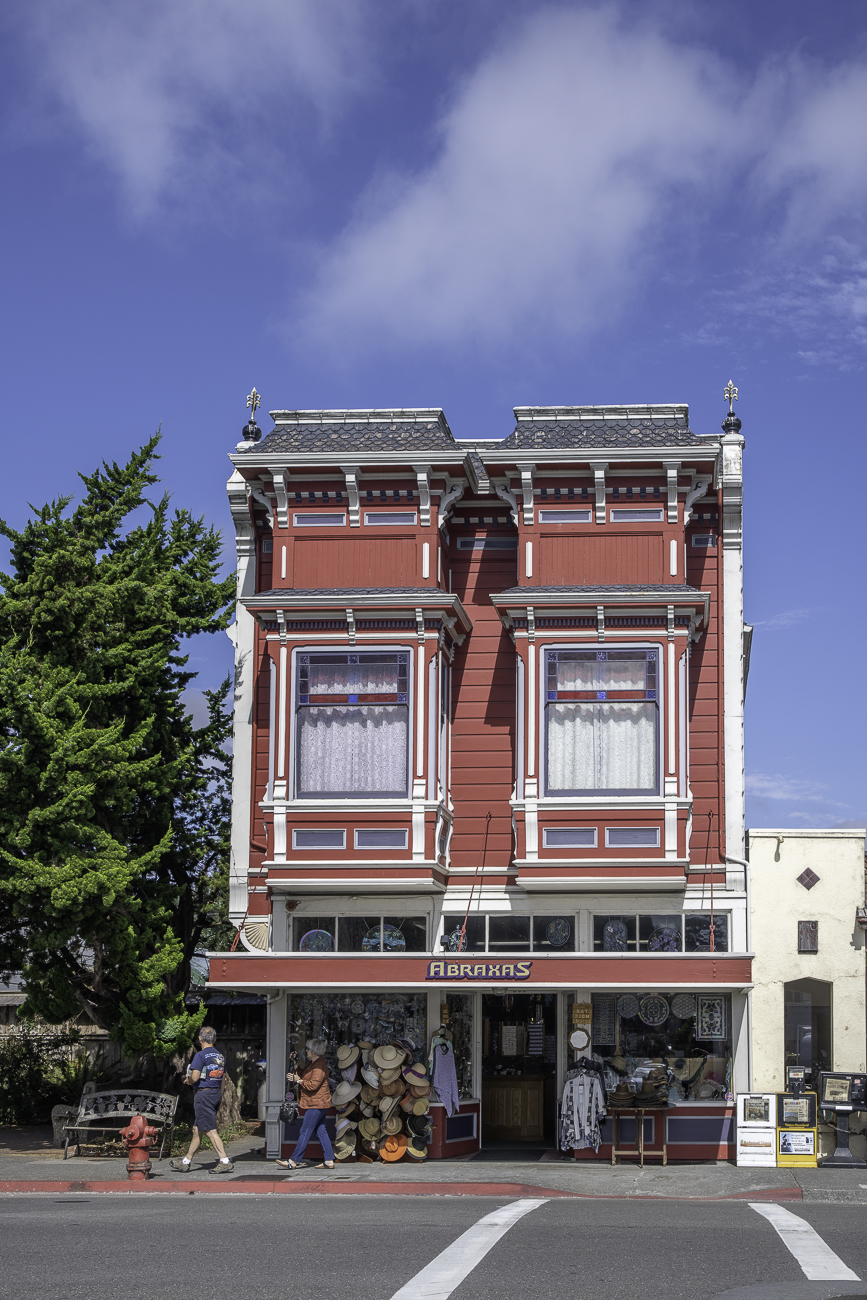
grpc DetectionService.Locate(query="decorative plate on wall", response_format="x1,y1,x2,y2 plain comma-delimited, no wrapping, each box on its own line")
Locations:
617,994,640,1019
298,929,335,953
382,924,407,952
569,1028,590,1052
671,994,696,1020
602,920,629,952
638,994,670,1026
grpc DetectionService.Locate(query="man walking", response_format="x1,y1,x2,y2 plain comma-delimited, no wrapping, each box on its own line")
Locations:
171,1027,234,1174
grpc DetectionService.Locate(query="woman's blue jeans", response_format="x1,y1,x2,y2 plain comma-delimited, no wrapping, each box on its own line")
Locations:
292,1107,334,1162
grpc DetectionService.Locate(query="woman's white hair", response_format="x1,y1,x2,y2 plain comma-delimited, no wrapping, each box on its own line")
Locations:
307,1038,327,1057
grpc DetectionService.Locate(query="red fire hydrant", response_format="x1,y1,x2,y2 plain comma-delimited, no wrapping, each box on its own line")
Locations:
120,1113,159,1181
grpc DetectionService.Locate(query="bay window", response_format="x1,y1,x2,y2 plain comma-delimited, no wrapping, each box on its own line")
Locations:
295,651,410,798
544,648,660,796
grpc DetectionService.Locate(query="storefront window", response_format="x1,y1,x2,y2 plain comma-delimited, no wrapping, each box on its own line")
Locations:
488,916,531,951
588,991,733,1101
442,994,475,1098
286,992,428,1078
293,916,336,951
293,915,427,952
441,914,576,953
593,913,730,953
784,978,832,1086
685,913,729,952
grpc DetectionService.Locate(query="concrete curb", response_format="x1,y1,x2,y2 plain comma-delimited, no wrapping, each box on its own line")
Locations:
0,1178,805,1200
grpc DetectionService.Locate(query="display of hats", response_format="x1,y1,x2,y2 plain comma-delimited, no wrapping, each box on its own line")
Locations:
373,1044,404,1069
608,1081,635,1108
331,1080,362,1107
409,1082,431,1098
411,1097,431,1116
381,1077,406,1098
361,1064,380,1088
405,1136,428,1161
360,1102,376,1118
360,1083,381,1104
359,1117,381,1139
610,1054,627,1073
379,1094,401,1119
380,1134,407,1162
359,1136,379,1156
335,1118,357,1137
341,1063,359,1083
388,1041,409,1061
379,1065,403,1084
337,1044,360,1068
358,1041,374,1051
382,1113,403,1136
334,1132,357,1160
403,1062,429,1086
399,1093,416,1113
407,1113,431,1137
335,1099,359,1116
396,1037,416,1055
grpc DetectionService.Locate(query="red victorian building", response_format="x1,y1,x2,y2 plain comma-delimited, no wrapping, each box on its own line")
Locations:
210,398,752,1162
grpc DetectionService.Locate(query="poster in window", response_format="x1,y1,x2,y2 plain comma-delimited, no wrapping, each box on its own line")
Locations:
798,920,818,953
501,1026,518,1056
696,995,726,1040
593,995,616,1045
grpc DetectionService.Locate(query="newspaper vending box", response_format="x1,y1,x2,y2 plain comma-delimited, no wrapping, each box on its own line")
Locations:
776,1092,818,1167
735,1094,776,1167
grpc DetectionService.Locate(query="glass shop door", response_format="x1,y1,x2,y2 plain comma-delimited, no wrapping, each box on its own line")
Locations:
479,992,559,1151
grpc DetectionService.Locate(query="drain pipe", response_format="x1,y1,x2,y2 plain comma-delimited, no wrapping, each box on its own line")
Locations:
722,851,752,1090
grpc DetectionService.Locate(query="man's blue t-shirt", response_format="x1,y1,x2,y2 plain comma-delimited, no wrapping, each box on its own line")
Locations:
191,1047,225,1091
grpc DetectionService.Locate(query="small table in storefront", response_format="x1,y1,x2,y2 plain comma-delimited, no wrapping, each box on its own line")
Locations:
610,1107,667,1167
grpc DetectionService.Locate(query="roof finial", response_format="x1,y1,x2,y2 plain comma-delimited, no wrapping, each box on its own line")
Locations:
721,379,742,437
240,387,262,444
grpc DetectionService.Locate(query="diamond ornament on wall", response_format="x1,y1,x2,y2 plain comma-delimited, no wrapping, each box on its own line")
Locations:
797,868,820,890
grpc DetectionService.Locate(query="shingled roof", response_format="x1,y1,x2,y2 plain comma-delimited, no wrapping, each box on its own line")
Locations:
498,405,706,450
242,409,457,455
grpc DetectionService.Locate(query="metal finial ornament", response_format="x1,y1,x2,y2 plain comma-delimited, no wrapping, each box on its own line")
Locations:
246,388,261,421
723,380,738,414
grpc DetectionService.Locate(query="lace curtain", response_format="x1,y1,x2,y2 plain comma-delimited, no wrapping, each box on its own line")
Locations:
553,655,647,692
547,701,657,793
306,657,401,694
298,705,408,796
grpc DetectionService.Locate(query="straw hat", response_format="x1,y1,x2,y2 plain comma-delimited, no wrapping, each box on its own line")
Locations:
331,1080,362,1107
360,1083,381,1104
373,1044,403,1070
405,1136,428,1161
379,1134,407,1162
381,1113,404,1136
381,1078,406,1098
335,1100,358,1117
334,1133,357,1160
379,1066,403,1084
411,1097,431,1116
335,1118,357,1137
409,1083,431,1098
399,1093,416,1114
360,1103,376,1118
337,1044,360,1068
379,1094,401,1119
403,1063,429,1086
361,1064,381,1088
359,1136,379,1157
359,1117,381,1140
358,1041,374,1051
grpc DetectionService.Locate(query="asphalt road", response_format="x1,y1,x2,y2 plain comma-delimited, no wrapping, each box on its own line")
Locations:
3,1194,867,1300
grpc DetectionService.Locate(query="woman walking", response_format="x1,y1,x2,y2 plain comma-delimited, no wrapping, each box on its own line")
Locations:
276,1039,334,1170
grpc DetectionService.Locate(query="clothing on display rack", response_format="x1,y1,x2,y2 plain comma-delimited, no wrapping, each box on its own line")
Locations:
429,1029,460,1117
560,1059,607,1152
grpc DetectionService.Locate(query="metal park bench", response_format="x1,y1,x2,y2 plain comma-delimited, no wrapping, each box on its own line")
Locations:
62,1089,179,1160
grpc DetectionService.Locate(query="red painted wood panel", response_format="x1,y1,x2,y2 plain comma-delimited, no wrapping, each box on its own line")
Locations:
293,536,418,587
539,532,665,584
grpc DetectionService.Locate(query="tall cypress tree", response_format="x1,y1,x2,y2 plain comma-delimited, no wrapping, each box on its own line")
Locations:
0,437,236,1059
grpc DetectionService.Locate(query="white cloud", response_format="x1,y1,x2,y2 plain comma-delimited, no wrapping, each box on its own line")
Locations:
15,0,369,215
751,608,813,632
746,773,848,809
301,8,867,354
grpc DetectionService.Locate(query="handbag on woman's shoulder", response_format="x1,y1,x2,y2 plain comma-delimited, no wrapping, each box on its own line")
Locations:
278,1090,299,1126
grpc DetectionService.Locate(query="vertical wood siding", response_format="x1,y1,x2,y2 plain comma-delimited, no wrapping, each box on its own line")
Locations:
539,533,665,584
293,536,417,587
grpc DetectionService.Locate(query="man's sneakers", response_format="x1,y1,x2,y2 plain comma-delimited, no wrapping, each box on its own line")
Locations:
211,1159,235,1174
171,1158,193,1173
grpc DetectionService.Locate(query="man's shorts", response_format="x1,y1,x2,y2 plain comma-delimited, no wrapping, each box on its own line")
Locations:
194,1089,221,1134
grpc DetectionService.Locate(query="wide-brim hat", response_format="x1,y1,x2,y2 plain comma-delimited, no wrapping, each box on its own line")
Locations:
379,1065,403,1084
340,1063,358,1083
409,1083,431,1098
361,1064,380,1088
403,1063,429,1086
380,1134,407,1162
405,1137,428,1160
388,1042,409,1064
379,1094,400,1119
359,1117,381,1139
332,1080,362,1107
360,1083,381,1104
358,1040,374,1051
337,1044,360,1067
335,1118,358,1137
360,1102,376,1118
373,1044,403,1069
412,1097,431,1116
394,1037,416,1056
359,1137,379,1155
381,1078,406,1098
399,1093,416,1113
334,1131,357,1153
407,1113,431,1137
381,1113,403,1136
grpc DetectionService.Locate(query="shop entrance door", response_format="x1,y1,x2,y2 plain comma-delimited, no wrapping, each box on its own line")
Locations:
479,993,558,1152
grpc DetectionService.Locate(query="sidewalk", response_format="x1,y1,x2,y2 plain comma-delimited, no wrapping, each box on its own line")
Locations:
3,1127,866,1201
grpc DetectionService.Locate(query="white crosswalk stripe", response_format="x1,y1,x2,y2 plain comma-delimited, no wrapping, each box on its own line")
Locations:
749,1202,860,1281
387,1198,549,1300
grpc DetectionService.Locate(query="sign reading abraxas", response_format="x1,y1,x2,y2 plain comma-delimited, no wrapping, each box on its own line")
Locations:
426,961,532,981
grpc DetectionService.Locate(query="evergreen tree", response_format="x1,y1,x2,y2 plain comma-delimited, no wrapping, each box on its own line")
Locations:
0,437,235,1059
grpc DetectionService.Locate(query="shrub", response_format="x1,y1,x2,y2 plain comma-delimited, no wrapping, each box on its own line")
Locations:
0,1028,82,1124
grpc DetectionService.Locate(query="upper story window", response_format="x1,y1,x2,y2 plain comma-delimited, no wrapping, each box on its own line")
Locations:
544,648,660,797
364,511,417,525
609,507,664,522
537,508,592,523
295,651,410,798
294,512,346,527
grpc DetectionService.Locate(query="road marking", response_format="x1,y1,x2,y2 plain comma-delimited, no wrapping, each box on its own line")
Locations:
749,1202,860,1280
387,1197,548,1299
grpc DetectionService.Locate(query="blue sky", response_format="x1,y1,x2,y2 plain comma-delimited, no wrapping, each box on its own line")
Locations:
1,0,865,831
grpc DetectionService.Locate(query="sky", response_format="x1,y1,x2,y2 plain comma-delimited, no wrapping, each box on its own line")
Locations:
0,0,865,832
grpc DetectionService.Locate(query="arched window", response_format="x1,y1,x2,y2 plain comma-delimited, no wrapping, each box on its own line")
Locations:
784,978,832,1086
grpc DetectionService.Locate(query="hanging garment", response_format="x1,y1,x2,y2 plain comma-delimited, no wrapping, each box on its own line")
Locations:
429,1039,460,1116
560,1071,606,1152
